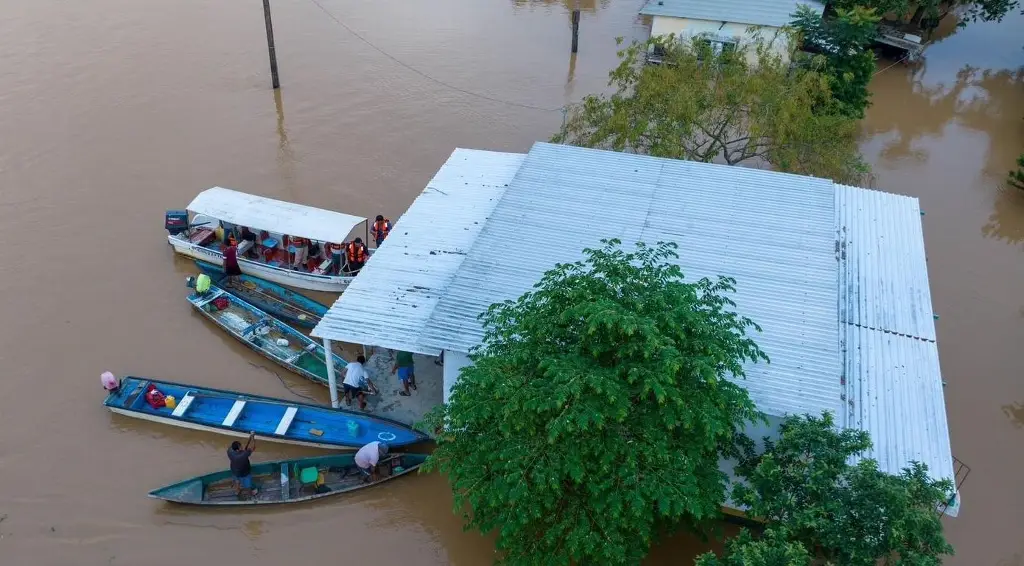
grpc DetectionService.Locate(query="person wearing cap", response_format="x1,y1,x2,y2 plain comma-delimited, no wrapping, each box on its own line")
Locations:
371,214,392,247
354,441,389,482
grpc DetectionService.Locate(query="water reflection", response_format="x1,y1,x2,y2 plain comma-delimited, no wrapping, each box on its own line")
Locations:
1001,401,1024,429
982,187,1024,245
511,0,611,14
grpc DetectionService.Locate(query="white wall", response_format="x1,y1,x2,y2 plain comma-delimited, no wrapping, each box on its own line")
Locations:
650,16,793,65
442,349,472,404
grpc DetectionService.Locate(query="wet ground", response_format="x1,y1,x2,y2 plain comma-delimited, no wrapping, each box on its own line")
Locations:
0,0,1021,564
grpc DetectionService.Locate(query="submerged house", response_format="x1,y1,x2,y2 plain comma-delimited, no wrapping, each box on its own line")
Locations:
311,142,960,515
639,0,824,64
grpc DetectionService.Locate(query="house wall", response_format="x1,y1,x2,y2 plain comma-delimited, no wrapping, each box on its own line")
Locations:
650,16,793,65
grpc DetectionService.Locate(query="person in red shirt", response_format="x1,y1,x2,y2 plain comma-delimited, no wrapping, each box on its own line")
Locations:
224,244,242,276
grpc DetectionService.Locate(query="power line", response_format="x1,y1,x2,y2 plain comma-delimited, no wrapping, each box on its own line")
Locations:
305,0,568,113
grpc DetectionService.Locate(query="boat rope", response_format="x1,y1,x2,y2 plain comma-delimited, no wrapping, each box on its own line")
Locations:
250,362,320,402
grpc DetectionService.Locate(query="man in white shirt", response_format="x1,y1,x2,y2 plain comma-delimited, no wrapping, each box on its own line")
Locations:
342,355,369,410
354,441,389,482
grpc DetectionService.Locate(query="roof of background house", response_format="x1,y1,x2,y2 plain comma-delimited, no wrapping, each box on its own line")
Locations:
639,0,824,29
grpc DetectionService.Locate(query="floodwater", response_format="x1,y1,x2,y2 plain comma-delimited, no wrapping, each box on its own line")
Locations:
0,0,1020,563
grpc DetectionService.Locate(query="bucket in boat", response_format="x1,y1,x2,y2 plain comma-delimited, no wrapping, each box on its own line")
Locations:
345,420,360,437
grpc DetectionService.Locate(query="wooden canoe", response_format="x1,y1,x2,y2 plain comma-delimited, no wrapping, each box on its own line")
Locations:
104,376,427,450
148,452,428,506
187,285,376,396
194,260,328,329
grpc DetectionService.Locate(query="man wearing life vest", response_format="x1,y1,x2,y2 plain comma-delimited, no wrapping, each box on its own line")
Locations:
289,235,308,271
371,215,392,247
346,238,368,273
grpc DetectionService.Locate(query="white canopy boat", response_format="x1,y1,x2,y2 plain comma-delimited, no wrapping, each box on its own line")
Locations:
166,187,374,292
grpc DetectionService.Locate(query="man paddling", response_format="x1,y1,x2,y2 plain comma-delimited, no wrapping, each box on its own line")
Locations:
228,432,258,498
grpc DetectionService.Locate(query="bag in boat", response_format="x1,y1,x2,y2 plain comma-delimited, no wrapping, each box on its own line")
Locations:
212,297,230,310
145,384,167,409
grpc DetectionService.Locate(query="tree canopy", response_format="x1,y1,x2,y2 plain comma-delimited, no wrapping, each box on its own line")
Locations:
830,0,1019,24
791,5,880,119
552,37,870,185
423,240,769,565
697,412,956,566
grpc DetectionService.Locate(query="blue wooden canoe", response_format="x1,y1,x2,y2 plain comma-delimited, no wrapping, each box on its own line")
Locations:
194,260,328,328
104,376,427,450
148,452,428,506
187,285,376,396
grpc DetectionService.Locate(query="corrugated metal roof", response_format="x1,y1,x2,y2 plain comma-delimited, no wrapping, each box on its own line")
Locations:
186,187,365,244
309,149,525,354
835,185,954,497
421,142,843,418
640,0,823,29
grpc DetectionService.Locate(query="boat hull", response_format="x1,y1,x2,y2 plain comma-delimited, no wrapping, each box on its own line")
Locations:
170,235,354,292
148,453,429,506
103,376,427,451
194,260,327,328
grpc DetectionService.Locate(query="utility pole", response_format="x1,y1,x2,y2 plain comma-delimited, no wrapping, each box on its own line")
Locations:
262,0,280,89
571,8,581,53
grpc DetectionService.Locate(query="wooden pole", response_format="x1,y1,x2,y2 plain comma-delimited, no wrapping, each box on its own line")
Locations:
571,9,580,53
262,0,280,89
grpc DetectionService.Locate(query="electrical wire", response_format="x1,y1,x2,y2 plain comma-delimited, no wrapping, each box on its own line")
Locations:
305,0,568,113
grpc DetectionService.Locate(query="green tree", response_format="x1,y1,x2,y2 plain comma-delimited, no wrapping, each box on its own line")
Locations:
791,5,880,119
829,0,1019,24
696,528,812,566
1009,153,1024,190
552,37,870,185
423,240,769,565
731,413,956,566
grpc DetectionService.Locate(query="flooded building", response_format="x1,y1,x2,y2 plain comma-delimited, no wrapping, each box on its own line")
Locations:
638,0,823,64
311,141,959,515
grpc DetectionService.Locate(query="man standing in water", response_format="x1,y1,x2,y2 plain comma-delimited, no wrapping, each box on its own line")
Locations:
228,432,258,498
354,441,389,482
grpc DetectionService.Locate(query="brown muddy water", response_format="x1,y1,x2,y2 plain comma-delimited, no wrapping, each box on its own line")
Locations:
0,0,1020,563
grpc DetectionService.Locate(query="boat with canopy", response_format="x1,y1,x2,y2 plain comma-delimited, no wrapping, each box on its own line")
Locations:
166,187,375,292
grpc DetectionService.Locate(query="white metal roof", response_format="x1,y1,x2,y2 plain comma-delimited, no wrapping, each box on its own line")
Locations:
310,150,526,354
640,0,823,29
421,142,843,419
835,185,955,511
185,187,366,244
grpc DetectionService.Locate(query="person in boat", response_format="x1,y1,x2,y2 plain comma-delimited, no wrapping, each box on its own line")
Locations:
228,432,258,498
101,371,120,393
288,236,308,271
392,351,417,397
343,355,369,410
354,441,389,482
223,243,242,277
195,273,213,297
345,238,368,274
326,242,344,275
371,215,392,247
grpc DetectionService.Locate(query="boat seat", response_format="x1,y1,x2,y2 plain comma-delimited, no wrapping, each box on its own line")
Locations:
171,393,195,417
222,400,247,427
274,407,298,435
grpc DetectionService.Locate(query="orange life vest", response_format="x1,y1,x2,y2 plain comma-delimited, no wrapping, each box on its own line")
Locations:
347,242,366,263
290,237,307,248
373,219,391,240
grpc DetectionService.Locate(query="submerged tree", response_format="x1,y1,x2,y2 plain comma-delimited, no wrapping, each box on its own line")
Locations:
791,5,880,119
1009,152,1024,190
424,240,769,565
553,36,870,184
730,412,956,566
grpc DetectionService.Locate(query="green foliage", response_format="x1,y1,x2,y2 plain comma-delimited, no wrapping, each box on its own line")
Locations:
695,528,811,566
791,5,880,119
731,413,956,566
423,240,769,566
552,36,871,185
829,0,1018,23
1009,152,1024,190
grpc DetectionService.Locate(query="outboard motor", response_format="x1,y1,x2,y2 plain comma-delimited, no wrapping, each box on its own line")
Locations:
165,210,189,235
